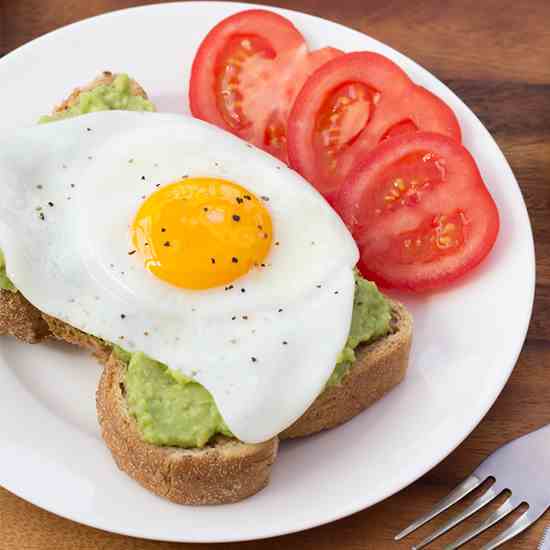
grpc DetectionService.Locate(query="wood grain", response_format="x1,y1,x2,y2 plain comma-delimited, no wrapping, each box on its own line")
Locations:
1,1,549,548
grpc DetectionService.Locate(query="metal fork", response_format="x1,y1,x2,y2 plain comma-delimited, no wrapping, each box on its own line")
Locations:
395,424,550,549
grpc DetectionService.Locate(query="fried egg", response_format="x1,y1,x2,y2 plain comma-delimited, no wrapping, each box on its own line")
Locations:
0,111,358,442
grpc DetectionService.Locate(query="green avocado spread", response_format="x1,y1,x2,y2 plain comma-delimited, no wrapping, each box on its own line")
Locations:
0,250,16,292
124,352,233,448
122,274,391,448
38,73,154,124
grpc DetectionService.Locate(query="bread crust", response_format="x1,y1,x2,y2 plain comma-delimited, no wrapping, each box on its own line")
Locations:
280,301,412,439
42,314,112,363
97,353,279,505
0,72,150,345
0,289,50,343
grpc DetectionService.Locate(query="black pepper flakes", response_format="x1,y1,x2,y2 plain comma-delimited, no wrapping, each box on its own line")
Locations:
282,341,288,345
141,175,146,181
232,257,239,263
244,195,251,200
260,263,266,268
39,212,45,221
211,257,216,264
275,241,280,246
316,284,322,288
251,357,257,363
36,185,43,190
241,288,246,293
334,290,339,295
155,184,161,188
70,184,75,188
128,250,136,256
88,156,93,160
144,331,149,336
161,228,166,233
278,308,283,313
257,225,263,230
86,127,92,132
231,316,236,321
261,195,270,201
163,241,171,247
203,207,209,212
232,214,241,222
128,159,134,164
263,233,269,239
48,201,54,207
242,315,248,320
236,197,244,204
120,314,126,319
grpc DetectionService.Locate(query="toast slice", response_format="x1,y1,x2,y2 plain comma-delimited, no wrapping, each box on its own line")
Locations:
97,301,411,504
0,72,151,345
97,352,279,505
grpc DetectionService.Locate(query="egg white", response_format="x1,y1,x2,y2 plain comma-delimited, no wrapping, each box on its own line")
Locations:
0,111,358,442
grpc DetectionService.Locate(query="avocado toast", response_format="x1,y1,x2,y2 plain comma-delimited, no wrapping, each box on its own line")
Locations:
97,299,411,504
0,76,412,505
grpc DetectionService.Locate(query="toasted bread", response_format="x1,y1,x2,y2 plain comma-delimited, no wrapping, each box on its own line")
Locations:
0,72,151,345
97,352,279,505
0,289,50,343
96,301,411,504
42,314,112,363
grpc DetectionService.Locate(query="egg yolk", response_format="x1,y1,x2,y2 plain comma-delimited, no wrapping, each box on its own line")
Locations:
131,178,273,290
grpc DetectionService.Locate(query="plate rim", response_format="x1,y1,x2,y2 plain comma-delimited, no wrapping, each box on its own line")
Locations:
0,1,536,543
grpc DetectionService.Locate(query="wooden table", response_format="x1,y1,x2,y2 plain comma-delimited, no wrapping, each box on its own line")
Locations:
1,1,549,548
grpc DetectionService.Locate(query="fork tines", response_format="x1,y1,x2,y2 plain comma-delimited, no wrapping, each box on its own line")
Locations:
395,474,544,550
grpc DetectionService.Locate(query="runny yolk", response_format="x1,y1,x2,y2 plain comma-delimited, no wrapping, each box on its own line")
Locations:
131,178,273,290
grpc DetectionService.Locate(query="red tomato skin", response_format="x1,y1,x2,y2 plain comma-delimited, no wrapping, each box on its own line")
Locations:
335,132,499,291
287,52,462,198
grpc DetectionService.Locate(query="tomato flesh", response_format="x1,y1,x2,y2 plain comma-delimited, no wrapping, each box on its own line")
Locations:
287,52,462,199
335,132,499,291
190,10,342,162
215,35,276,130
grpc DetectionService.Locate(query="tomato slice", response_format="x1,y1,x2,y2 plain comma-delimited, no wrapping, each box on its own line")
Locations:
335,132,499,291
189,10,342,162
287,52,462,200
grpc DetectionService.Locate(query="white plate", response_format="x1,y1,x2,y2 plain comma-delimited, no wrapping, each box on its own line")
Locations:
0,1,534,543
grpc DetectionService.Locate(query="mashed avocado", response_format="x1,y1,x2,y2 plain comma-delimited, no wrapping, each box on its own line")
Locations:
0,250,16,292
38,74,154,124
124,352,232,447
123,274,391,448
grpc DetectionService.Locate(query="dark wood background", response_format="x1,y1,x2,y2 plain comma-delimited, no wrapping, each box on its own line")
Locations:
1,1,549,548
